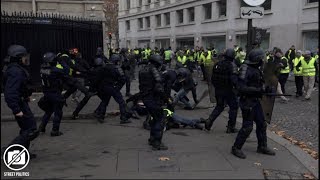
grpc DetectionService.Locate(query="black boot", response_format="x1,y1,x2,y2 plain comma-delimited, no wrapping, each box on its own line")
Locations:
199,118,206,123
257,146,276,156
50,130,63,137
226,127,239,134
193,123,204,130
231,146,246,159
38,123,46,133
204,118,213,131
151,140,168,151
120,117,132,124
72,113,79,120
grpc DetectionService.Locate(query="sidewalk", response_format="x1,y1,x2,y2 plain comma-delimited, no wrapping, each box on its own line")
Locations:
1,76,318,179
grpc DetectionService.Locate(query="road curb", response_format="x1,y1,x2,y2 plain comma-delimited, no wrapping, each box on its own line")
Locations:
235,117,319,179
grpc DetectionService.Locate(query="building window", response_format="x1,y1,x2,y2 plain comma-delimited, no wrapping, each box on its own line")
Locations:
176,10,184,24
307,0,318,3
218,0,227,17
126,0,130,9
241,0,272,10
138,18,143,29
164,12,170,26
203,3,212,20
138,0,142,7
126,20,130,31
188,7,195,22
156,14,161,27
147,0,151,4
146,17,150,28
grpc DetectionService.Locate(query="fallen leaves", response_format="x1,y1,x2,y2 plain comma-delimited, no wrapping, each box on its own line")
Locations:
275,131,285,136
254,162,261,166
158,157,170,161
274,130,318,160
303,172,315,179
263,169,270,176
273,148,278,151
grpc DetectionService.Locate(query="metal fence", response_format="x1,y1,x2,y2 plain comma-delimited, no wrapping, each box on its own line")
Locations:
1,11,103,88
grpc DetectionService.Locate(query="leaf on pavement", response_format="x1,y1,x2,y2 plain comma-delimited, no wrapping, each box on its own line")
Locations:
254,162,261,166
263,169,270,176
275,131,285,136
303,172,315,179
273,148,278,151
158,157,170,161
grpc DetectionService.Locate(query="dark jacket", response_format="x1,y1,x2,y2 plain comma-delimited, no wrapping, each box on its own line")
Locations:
3,63,32,114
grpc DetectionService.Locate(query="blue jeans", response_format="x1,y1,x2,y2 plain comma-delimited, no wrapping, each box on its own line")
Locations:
172,113,200,127
173,89,192,108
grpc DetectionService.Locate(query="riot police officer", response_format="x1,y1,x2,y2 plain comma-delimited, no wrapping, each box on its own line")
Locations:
94,54,132,124
3,45,39,157
231,49,275,159
204,48,239,133
139,54,168,150
73,57,105,121
38,52,66,136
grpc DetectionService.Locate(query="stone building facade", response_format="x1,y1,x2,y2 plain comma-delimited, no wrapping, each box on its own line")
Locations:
1,0,109,53
118,0,318,53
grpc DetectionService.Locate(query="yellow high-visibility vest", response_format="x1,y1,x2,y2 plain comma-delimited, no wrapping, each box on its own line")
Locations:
301,57,316,76
293,56,304,76
177,55,187,65
164,50,171,61
280,57,290,74
163,108,173,117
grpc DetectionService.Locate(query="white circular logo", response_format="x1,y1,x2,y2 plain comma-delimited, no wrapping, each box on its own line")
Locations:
243,0,266,6
3,144,30,171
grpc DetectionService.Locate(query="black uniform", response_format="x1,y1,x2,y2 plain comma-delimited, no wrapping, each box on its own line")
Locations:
231,49,276,159
205,49,239,133
3,45,39,151
39,59,66,136
139,55,168,150
94,61,131,124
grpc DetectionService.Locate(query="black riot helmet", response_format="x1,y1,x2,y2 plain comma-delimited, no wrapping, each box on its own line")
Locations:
224,48,236,60
43,52,57,64
245,49,265,65
110,54,121,64
94,57,104,67
8,45,27,58
7,45,30,65
149,54,163,68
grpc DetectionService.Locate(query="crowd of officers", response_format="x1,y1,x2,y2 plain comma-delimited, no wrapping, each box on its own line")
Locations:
2,43,318,159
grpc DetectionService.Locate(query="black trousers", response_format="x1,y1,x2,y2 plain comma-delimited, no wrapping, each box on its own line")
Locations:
278,73,289,94
294,76,303,96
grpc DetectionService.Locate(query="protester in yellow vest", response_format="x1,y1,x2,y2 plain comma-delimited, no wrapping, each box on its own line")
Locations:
293,50,304,97
278,49,290,94
199,50,212,81
296,50,318,100
176,51,187,67
164,47,172,67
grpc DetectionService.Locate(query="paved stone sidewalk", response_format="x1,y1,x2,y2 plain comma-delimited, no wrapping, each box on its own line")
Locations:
1,74,318,179
1,107,316,179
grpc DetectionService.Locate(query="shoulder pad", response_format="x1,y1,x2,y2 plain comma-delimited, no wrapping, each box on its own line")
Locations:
239,64,248,80
231,62,239,74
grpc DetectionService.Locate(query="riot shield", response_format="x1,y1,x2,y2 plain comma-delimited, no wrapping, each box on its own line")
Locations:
260,60,279,124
